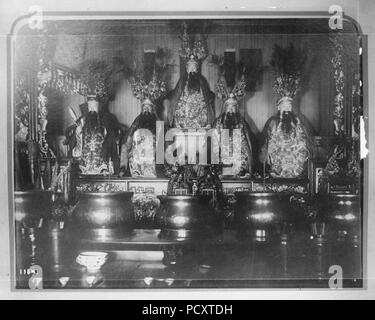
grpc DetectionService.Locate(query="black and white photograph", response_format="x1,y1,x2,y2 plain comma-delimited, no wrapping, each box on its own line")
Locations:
0,0,374,300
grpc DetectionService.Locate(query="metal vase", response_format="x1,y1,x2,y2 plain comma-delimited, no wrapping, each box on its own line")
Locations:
156,195,219,241
14,190,52,228
234,192,299,243
71,191,135,240
319,194,361,241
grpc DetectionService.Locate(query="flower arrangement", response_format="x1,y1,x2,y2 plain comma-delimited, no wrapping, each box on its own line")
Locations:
132,193,160,222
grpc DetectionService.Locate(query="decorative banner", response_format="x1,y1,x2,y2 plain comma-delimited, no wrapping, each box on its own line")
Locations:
351,72,362,139
330,32,345,136
324,32,361,190
36,26,56,159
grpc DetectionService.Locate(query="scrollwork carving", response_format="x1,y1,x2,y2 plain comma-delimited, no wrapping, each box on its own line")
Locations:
76,182,126,193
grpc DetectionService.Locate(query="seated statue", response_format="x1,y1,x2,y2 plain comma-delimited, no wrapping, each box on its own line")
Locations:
166,28,215,130
259,97,313,178
213,74,254,178
120,70,166,178
121,98,158,178
64,60,125,175
164,25,215,178
64,96,124,175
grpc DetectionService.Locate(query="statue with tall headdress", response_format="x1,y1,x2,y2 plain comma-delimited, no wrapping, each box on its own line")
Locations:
64,59,124,175
213,72,254,178
120,68,167,178
166,22,215,129
164,23,215,178
260,44,313,178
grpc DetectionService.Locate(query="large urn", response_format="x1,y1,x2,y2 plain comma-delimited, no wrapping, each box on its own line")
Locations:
156,195,220,241
319,194,361,241
14,190,53,227
234,192,300,242
71,192,134,240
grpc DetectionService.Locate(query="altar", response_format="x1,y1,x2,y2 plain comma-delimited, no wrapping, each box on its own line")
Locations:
12,17,363,289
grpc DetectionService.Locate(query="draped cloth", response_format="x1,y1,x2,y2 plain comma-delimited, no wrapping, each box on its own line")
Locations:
100,111,123,173
260,112,313,178
213,111,253,178
120,113,159,178
164,72,215,177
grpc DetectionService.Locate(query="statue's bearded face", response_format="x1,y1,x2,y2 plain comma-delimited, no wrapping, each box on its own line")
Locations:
279,111,298,136
186,56,199,74
223,102,240,129
141,100,154,114
187,70,200,93
277,98,297,136
224,98,238,114
85,98,100,130
87,99,99,113
185,56,201,93
277,98,292,114
85,111,100,131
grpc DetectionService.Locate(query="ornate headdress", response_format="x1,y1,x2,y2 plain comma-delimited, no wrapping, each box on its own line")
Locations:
179,22,208,72
130,69,167,105
216,73,247,108
277,96,293,113
79,59,111,100
270,43,307,100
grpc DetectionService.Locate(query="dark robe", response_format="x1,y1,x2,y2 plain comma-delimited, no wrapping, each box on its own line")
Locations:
64,102,124,174
100,110,124,174
213,110,254,178
121,111,158,178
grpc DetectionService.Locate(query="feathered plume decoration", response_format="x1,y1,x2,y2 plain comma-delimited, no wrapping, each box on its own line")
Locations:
130,69,166,103
270,43,308,99
216,75,229,101
129,48,170,103
231,73,247,100
216,72,247,102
